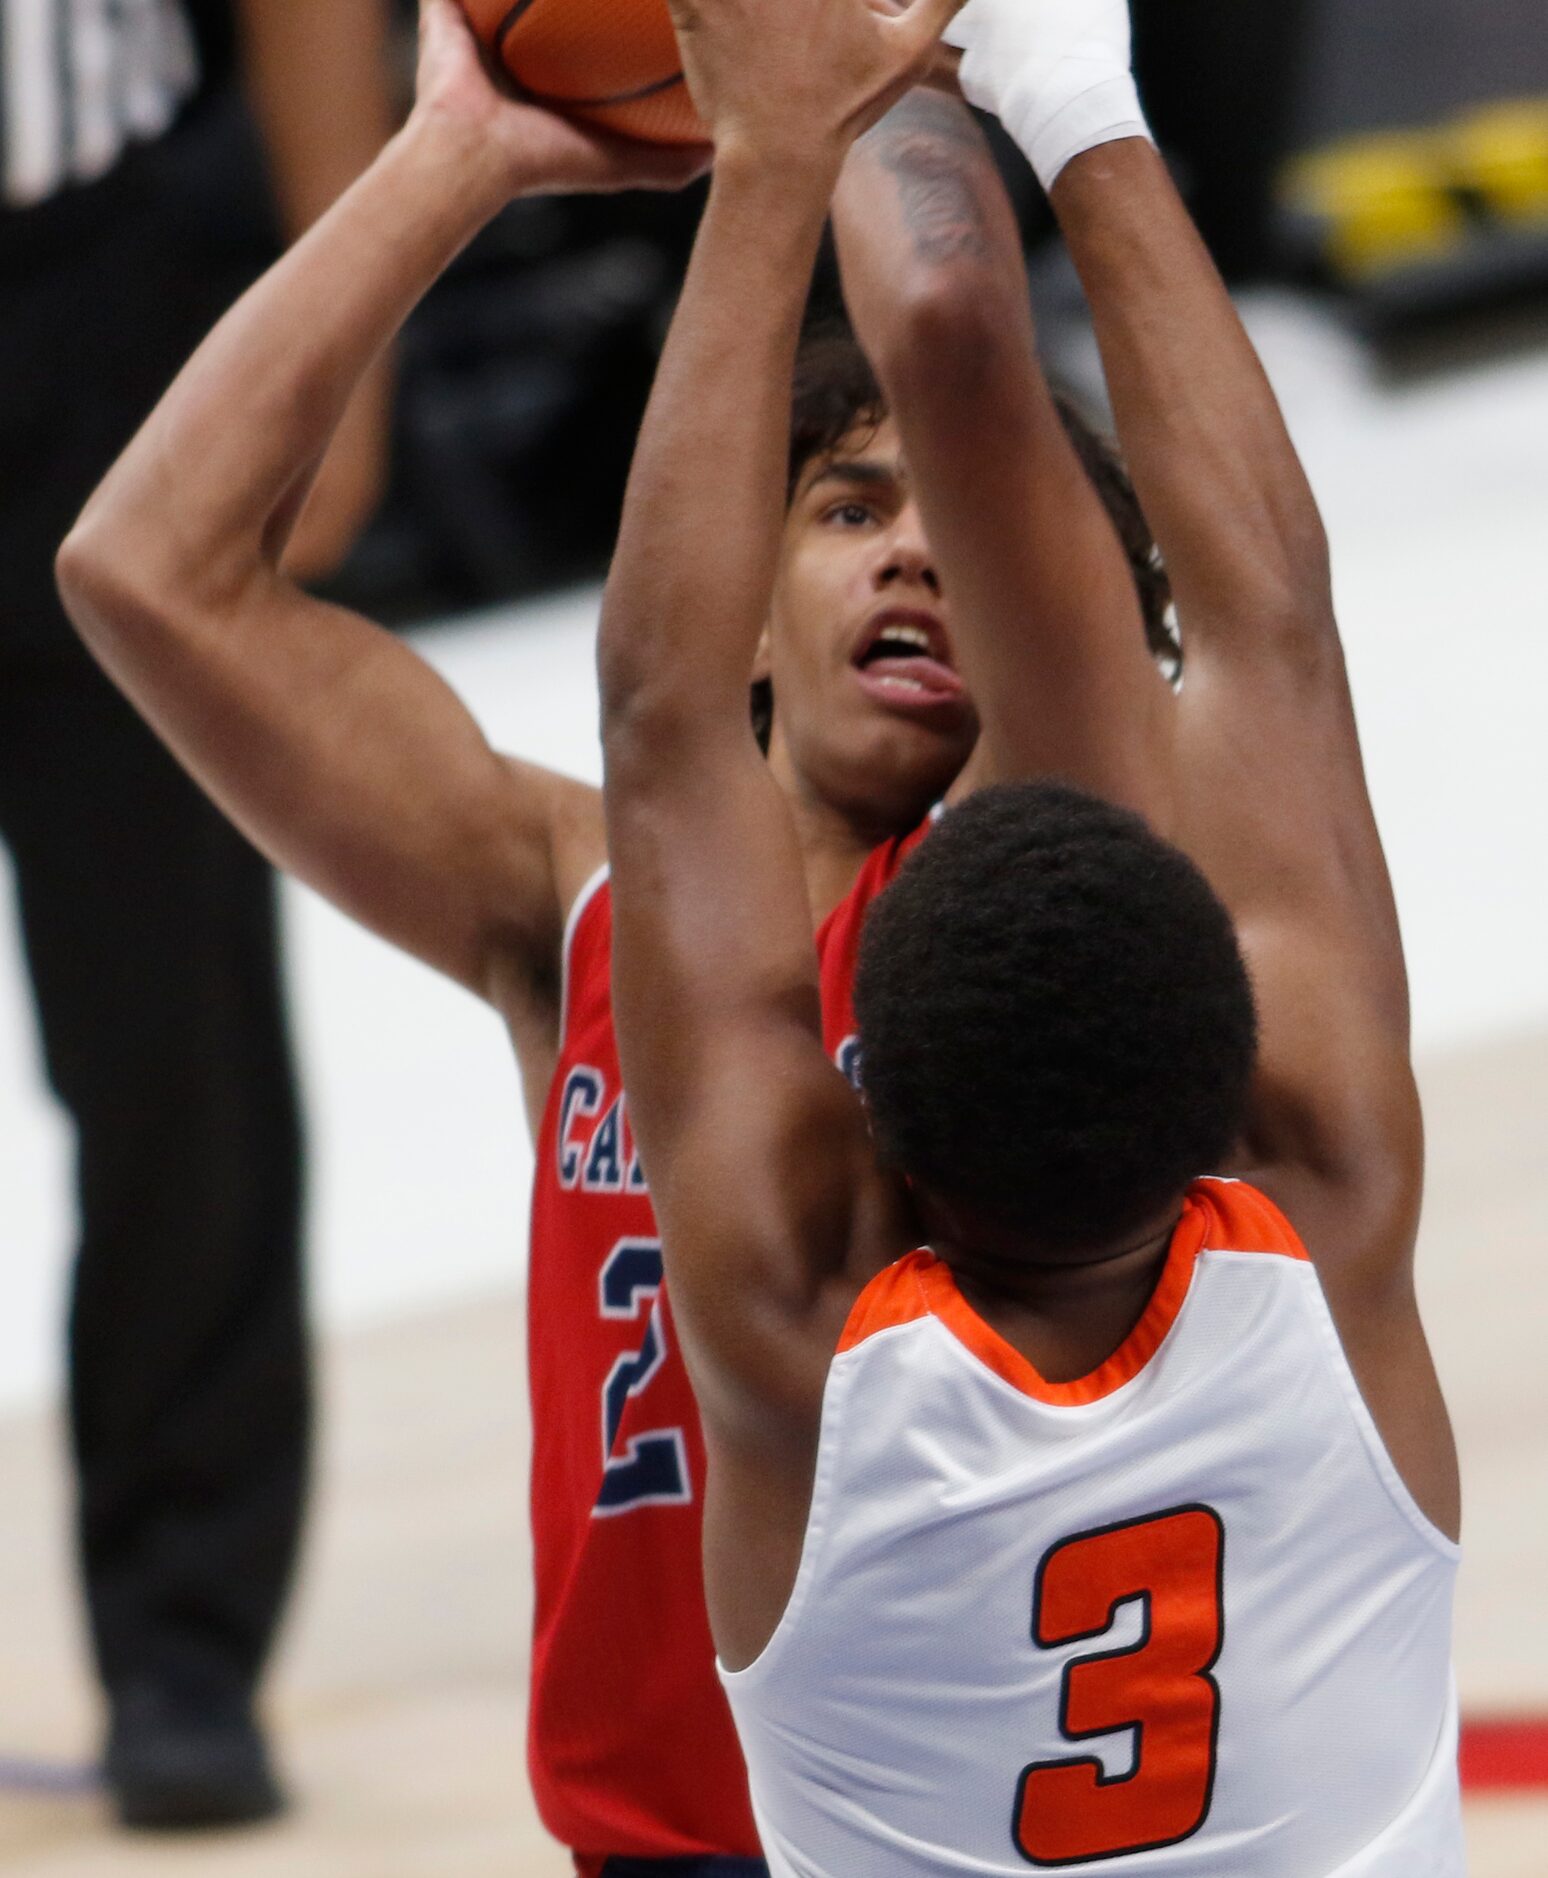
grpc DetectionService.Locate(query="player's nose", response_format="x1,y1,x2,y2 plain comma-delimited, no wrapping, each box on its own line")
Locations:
876,508,942,598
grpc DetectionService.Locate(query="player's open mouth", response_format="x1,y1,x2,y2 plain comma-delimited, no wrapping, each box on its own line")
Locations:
851,609,966,716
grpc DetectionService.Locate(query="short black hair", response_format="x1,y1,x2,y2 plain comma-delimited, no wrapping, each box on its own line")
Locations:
853,783,1258,1254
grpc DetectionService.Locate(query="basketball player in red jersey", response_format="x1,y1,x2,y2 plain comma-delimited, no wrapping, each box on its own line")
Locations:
600,0,1461,1870
57,2,1173,1871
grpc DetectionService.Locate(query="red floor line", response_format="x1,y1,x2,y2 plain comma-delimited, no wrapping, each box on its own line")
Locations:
1461,1717,1548,1793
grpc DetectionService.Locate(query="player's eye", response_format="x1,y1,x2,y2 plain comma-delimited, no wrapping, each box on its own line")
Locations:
823,501,877,529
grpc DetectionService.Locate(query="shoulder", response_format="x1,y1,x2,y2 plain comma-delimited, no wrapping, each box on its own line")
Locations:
1237,1139,1458,1546
1240,1048,1424,1298
487,757,606,927
483,760,605,1023
669,1061,914,1442
1188,1177,1312,1261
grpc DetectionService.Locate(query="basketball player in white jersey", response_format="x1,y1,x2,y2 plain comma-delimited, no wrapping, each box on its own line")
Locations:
600,0,1464,1873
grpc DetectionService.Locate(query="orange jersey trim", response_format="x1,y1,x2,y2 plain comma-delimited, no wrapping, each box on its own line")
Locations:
1188,1176,1310,1264
838,1178,1310,1406
837,1253,936,1355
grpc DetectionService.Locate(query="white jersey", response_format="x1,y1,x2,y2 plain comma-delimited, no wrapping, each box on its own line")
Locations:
720,1178,1462,1877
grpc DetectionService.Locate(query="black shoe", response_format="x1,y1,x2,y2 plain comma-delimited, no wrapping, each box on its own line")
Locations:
104,1683,286,1831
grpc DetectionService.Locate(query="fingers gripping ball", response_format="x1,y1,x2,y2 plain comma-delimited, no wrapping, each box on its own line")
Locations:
461,0,705,145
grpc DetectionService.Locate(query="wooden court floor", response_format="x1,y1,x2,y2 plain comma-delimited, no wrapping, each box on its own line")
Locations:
1,1030,1544,1875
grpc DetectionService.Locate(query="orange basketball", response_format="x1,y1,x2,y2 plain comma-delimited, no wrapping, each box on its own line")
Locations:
461,0,705,146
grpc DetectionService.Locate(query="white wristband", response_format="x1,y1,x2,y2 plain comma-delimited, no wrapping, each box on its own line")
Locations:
1003,71,1150,191
947,0,1154,193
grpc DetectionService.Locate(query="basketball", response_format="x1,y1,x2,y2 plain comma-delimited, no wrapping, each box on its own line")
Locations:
461,0,705,146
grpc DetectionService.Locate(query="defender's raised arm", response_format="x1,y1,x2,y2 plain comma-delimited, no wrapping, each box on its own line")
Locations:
832,91,1170,816
598,0,961,1575
601,0,963,1153
954,0,1456,1535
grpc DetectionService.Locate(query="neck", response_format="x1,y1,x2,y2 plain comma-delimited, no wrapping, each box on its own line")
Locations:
767,735,908,929
936,1210,1185,1387
945,1213,1181,1314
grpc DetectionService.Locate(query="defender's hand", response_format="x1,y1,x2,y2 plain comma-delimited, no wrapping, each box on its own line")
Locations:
667,0,968,171
945,0,1150,191
413,0,710,197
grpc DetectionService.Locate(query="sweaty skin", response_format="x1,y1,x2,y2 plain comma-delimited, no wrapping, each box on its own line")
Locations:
599,15,1457,1682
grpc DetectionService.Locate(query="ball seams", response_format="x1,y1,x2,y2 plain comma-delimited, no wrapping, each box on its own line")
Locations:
493,0,685,112
493,0,543,56
520,69,685,109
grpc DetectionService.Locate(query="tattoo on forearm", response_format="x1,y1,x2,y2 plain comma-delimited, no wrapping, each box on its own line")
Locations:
864,92,994,264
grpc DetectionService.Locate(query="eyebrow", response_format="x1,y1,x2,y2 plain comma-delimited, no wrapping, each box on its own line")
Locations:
806,458,906,497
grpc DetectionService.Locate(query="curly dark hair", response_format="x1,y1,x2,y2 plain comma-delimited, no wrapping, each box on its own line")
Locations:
756,325,1177,746
853,783,1258,1254
786,323,891,504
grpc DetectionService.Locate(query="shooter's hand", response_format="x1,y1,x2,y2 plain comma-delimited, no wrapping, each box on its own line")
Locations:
945,0,1151,190
412,0,710,197
666,0,968,171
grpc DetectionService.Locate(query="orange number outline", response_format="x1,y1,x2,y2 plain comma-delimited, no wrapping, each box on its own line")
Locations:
1012,1504,1225,1867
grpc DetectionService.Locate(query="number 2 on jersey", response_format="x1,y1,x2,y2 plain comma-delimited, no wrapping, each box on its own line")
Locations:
594,1237,692,1517
1015,1506,1224,1866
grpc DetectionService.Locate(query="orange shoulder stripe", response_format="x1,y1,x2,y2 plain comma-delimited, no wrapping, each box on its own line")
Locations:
1190,1177,1311,1262
838,1252,935,1354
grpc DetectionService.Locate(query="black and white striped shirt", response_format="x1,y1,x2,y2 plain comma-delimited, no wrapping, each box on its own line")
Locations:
2,0,199,208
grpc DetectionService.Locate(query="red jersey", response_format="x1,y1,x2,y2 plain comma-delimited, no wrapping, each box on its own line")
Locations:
527,826,927,1871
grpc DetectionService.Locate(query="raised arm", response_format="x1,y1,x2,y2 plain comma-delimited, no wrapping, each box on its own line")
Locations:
1056,144,1460,1534
948,0,1415,1245
955,0,1453,1530
600,0,956,1435
58,2,703,1003
1050,145,1418,1257
832,89,1168,816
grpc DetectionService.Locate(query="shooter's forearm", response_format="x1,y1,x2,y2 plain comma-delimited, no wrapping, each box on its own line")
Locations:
1051,138,1334,643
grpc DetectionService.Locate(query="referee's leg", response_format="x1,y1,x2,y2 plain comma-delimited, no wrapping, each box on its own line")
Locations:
0,659,309,1821
1,131,311,1826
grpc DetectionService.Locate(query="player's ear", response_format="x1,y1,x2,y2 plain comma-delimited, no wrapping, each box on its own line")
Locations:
751,625,773,685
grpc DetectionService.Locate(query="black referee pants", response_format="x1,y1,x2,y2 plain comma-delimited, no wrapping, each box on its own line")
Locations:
0,139,308,1710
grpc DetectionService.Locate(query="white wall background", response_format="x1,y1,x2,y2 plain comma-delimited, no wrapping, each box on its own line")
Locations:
2,295,1546,1413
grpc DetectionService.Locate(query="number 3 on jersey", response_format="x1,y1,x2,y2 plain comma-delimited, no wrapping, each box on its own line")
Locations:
594,1238,692,1517
1015,1506,1224,1866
